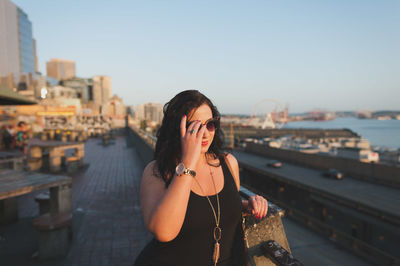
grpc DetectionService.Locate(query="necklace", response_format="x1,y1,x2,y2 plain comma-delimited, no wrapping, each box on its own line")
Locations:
193,165,221,266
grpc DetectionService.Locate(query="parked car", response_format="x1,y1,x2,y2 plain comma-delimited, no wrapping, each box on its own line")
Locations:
266,160,282,168
322,169,343,180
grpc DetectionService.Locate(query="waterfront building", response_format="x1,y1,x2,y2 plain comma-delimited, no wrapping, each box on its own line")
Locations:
336,147,379,163
46,58,76,81
341,138,371,150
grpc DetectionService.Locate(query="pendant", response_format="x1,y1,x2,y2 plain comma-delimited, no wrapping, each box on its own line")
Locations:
213,241,220,264
213,226,222,264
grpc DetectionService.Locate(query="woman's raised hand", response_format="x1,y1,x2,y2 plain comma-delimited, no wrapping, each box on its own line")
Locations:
180,115,207,169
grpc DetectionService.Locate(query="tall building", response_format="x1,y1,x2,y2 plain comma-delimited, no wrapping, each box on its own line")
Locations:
46,58,76,81
33,39,38,72
18,7,35,73
93,75,112,105
102,95,126,118
0,0,36,78
135,103,163,124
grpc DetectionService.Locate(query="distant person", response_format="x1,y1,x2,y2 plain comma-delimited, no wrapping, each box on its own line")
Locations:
15,121,30,156
8,125,16,149
134,90,268,266
2,125,12,150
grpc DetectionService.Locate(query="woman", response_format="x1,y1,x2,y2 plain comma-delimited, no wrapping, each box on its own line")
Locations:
135,90,268,266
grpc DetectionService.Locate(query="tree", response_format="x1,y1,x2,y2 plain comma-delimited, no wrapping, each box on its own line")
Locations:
140,120,147,131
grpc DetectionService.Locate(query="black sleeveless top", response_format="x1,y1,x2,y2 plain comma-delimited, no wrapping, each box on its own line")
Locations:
134,157,245,266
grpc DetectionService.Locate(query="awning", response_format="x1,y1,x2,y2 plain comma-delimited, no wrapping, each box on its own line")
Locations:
0,84,37,105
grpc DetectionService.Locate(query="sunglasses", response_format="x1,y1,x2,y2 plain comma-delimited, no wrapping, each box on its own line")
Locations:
187,117,220,131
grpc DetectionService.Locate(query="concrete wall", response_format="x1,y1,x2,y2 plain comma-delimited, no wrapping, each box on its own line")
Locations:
239,166,400,265
222,127,359,139
126,127,154,167
245,143,400,188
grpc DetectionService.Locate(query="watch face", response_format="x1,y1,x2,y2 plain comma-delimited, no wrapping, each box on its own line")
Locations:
176,163,185,175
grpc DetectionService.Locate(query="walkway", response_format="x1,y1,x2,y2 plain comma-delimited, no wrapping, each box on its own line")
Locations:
0,135,152,266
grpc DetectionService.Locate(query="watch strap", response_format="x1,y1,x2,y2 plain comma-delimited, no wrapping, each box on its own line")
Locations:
183,168,196,177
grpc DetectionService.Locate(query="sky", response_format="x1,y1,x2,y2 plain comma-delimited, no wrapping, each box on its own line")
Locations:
13,0,400,114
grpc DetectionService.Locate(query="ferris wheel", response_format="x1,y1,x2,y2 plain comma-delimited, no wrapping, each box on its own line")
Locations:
248,99,288,129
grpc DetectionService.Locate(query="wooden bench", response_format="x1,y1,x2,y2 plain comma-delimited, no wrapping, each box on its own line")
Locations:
66,156,80,173
33,212,72,260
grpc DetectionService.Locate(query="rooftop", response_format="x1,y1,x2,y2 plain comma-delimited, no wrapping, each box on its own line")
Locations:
0,134,371,265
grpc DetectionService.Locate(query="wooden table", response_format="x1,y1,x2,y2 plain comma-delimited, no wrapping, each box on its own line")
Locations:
29,140,85,172
0,170,72,224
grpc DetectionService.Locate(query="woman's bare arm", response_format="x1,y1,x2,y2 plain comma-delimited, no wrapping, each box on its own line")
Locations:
140,161,194,242
225,153,268,219
140,117,207,242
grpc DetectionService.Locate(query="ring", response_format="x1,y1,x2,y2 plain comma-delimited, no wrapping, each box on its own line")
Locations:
189,129,195,135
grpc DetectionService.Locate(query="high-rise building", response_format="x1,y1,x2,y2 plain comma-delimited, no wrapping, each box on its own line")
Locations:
18,7,35,73
33,39,38,72
93,75,112,105
135,103,163,124
0,0,36,78
46,58,76,81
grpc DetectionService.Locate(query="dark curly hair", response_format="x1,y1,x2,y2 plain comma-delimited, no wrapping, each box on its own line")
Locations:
154,90,223,187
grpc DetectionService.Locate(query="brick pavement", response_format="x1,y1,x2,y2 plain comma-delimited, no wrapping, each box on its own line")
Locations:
0,135,152,266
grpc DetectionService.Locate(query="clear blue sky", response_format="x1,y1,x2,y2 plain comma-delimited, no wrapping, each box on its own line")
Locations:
13,0,400,114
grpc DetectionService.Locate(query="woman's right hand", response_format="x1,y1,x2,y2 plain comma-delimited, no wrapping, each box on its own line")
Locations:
180,115,207,169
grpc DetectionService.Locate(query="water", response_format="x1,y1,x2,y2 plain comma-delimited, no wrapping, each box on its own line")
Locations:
283,117,400,150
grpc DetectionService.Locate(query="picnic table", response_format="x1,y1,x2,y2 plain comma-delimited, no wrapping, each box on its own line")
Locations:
0,169,72,224
29,140,85,172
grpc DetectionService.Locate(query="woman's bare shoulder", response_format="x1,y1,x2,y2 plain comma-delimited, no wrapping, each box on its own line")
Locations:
224,152,239,167
223,152,240,190
142,160,164,186
143,160,157,175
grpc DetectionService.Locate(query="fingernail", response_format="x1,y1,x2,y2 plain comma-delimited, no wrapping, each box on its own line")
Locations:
183,115,186,118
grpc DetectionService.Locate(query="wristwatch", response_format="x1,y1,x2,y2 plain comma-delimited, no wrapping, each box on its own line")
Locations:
175,162,196,177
